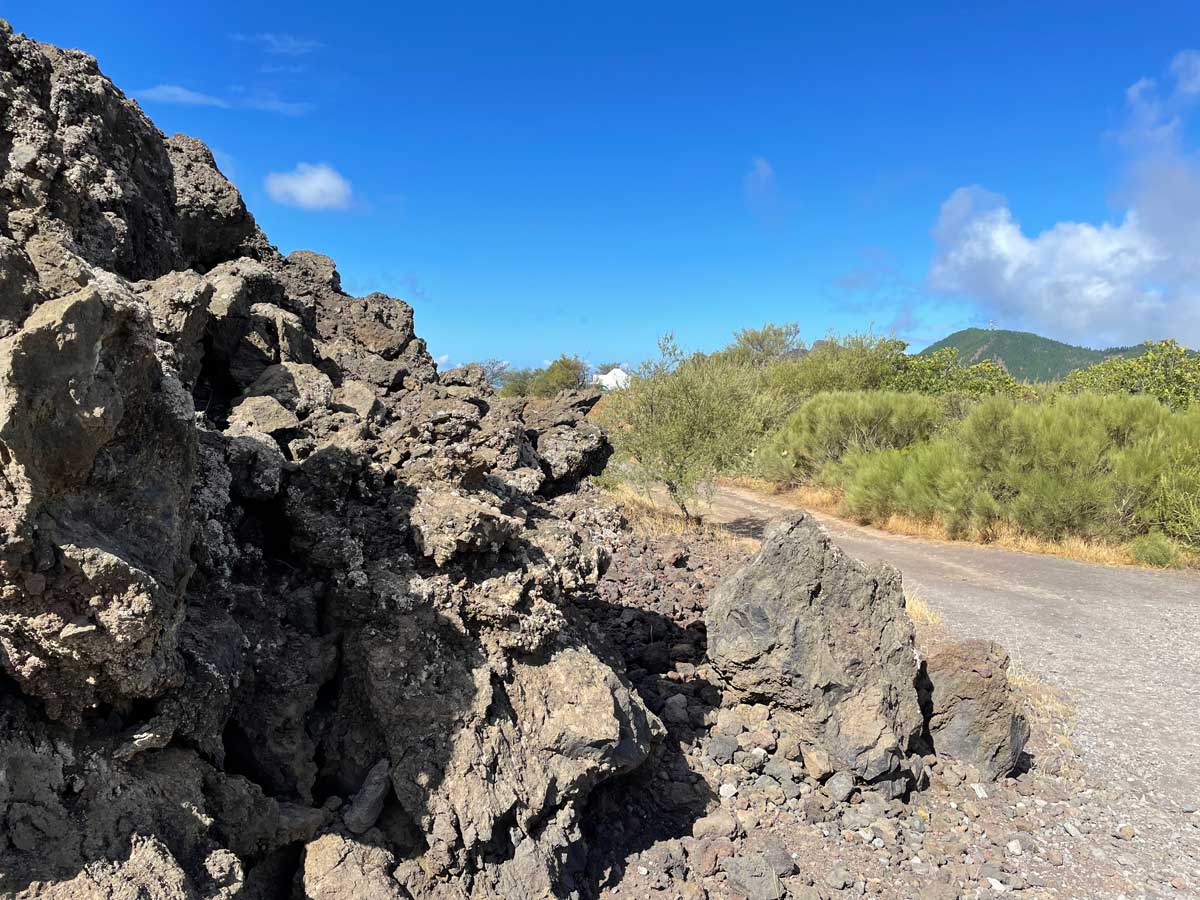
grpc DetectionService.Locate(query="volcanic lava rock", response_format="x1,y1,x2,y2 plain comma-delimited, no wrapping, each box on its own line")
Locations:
922,639,1030,780
0,19,657,899
705,514,925,787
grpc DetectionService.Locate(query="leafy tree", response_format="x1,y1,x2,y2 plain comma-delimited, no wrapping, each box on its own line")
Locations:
889,347,1027,398
1062,340,1200,410
763,332,909,398
727,322,804,364
498,367,537,397
598,336,786,519
527,355,589,397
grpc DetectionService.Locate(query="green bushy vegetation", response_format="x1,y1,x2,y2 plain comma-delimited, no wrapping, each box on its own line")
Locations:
791,393,1200,550
1129,531,1180,568
602,322,1198,563
756,391,949,484
596,336,786,519
499,354,589,398
1062,340,1200,410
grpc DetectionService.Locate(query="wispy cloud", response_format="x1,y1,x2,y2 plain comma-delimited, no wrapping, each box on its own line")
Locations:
929,49,1200,346
231,32,323,56
265,162,353,210
743,156,780,225
243,96,314,116
261,63,307,76
136,84,229,107
136,83,311,116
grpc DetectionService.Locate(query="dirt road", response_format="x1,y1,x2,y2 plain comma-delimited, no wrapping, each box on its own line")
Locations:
699,484,1200,812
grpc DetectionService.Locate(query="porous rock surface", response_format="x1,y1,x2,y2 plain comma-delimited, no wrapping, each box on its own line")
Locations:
705,515,926,794
0,20,654,899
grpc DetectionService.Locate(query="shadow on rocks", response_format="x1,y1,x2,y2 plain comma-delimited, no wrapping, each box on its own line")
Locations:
565,592,721,898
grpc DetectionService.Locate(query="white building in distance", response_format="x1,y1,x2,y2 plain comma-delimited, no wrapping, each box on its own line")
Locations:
591,367,630,390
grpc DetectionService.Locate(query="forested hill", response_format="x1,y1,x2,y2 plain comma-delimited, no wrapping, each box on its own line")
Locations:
920,328,1142,381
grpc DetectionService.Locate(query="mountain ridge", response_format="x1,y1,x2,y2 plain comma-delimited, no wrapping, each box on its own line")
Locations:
920,327,1147,381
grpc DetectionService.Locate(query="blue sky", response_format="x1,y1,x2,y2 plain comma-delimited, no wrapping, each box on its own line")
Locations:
9,2,1200,366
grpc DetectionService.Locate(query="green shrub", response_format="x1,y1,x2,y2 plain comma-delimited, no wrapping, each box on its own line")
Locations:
498,367,536,397
827,392,1195,547
1063,340,1200,409
1129,531,1179,567
889,347,1028,399
598,336,788,518
528,355,589,397
757,391,949,483
498,355,590,398
725,322,804,365
762,333,909,399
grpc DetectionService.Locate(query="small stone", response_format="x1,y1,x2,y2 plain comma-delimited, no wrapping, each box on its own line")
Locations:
825,866,852,890
692,809,738,841
1005,839,1022,857
723,854,785,900
343,759,392,834
719,782,738,799
826,771,855,803
706,733,739,764
1115,823,1136,841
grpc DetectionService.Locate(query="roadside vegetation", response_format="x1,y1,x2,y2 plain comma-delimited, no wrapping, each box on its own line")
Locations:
597,326,1200,568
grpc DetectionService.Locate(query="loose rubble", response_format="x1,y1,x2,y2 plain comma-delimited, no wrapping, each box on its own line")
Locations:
569,507,1200,899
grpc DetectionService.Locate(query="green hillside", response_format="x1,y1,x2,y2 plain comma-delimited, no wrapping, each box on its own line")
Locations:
920,328,1141,381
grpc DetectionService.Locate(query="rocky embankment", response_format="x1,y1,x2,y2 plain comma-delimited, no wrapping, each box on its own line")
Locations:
3,19,1159,900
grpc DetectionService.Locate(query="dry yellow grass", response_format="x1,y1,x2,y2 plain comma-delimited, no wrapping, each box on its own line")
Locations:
720,475,1198,571
1008,663,1075,727
605,482,760,551
904,591,944,631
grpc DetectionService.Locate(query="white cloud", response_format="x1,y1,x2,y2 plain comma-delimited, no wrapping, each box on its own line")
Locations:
265,163,352,210
136,83,311,115
232,32,323,55
136,84,229,107
929,51,1200,346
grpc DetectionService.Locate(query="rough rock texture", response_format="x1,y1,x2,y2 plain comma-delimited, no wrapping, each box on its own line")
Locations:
0,20,656,899
705,514,927,791
922,639,1031,781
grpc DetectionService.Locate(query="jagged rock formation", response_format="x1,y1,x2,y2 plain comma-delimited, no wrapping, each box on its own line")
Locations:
705,516,926,793
0,20,654,899
705,514,1028,799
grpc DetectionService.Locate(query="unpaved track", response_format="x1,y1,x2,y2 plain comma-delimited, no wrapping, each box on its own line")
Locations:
700,484,1200,811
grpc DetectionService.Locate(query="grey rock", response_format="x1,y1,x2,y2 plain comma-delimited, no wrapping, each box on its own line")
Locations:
705,515,924,784
706,733,740,764
343,759,392,834
722,854,786,900
826,771,856,804
922,640,1030,781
